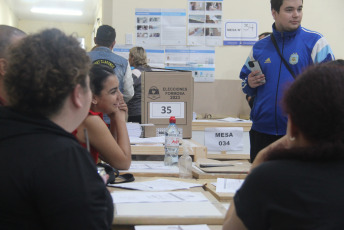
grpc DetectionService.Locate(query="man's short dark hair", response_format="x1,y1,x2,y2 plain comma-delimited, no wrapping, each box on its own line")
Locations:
271,0,303,13
95,25,116,47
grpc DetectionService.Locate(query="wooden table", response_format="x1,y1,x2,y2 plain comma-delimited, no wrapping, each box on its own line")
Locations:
130,139,207,161
192,120,251,160
109,177,229,230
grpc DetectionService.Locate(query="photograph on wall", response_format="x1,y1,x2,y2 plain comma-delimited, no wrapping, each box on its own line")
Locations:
188,0,223,46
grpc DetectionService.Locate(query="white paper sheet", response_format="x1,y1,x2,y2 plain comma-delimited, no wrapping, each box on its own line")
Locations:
108,179,203,191
135,224,210,230
111,191,208,204
120,161,179,174
215,178,244,193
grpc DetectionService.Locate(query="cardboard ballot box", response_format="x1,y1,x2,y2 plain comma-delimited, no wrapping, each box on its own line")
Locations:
141,70,194,138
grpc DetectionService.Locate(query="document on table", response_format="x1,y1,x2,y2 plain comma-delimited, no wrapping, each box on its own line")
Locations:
130,136,165,144
108,178,203,191
217,117,251,122
111,191,208,204
135,224,210,230
119,161,179,174
215,178,244,193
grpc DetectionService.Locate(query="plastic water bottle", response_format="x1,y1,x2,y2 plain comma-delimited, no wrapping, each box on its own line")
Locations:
179,143,192,179
164,116,179,166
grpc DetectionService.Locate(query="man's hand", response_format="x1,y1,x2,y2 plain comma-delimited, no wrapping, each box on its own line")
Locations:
247,70,266,88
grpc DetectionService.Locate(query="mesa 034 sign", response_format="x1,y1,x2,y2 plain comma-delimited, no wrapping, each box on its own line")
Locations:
204,127,243,151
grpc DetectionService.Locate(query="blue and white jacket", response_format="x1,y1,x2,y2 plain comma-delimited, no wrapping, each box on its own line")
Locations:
240,24,335,135
88,47,134,103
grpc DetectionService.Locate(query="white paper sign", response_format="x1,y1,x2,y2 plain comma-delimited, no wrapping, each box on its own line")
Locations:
204,127,243,151
223,19,258,46
149,102,185,118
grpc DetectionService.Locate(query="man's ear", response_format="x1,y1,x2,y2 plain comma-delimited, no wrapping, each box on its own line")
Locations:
0,58,7,76
271,9,277,20
71,84,83,108
110,40,116,50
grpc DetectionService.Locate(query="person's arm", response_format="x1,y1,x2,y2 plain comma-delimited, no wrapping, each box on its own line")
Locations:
311,37,335,64
223,203,247,230
82,111,131,170
122,61,134,103
239,50,264,96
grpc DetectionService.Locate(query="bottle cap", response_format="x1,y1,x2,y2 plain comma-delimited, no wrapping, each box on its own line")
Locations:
169,116,176,123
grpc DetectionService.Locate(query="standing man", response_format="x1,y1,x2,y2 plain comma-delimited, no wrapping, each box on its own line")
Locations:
0,25,26,106
240,0,334,162
89,25,134,104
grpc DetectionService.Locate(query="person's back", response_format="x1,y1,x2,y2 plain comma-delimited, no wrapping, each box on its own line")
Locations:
127,46,151,123
224,64,344,230
88,25,133,103
0,28,113,229
236,159,344,229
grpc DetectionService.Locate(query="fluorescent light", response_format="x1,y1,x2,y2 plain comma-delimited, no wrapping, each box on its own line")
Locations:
31,7,83,16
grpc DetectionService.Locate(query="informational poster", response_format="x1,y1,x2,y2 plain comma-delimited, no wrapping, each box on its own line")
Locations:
136,8,186,46
165,46,215,82
223,19,259,46
113,45,165,68
114,45,215,82
188,0,223,46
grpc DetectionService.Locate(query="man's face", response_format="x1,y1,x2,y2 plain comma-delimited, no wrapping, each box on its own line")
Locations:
272,0,303,32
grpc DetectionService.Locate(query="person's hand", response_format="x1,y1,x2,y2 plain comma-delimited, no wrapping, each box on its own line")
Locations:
118,98,128,114
247,70,266,88
250,135,291,171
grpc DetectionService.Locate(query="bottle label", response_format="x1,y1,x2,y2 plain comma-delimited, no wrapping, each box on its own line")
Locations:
165,135,179,146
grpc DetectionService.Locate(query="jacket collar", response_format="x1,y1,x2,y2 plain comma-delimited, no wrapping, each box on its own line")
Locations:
92,46,112,53
272,23,301,40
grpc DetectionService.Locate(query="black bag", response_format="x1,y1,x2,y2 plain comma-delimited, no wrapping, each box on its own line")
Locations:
97,163,135,184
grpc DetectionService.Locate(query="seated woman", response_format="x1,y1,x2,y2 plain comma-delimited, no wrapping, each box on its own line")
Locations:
223,63,344,229
0,28,113,229
127,46,152,123
74,64,131,170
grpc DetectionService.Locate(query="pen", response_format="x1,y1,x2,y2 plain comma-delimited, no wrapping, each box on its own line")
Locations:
84,128,90,153
199,164,234,168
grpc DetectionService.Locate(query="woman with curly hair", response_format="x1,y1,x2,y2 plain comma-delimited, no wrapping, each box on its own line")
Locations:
0,28,113,229
224,63,344,230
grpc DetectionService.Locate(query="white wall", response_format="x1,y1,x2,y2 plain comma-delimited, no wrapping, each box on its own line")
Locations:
18,20,94,51
0,0,18,26
108,0,344,80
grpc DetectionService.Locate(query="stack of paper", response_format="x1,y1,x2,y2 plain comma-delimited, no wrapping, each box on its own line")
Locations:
126,122,142,137
135,224,210,230
215,178,244,193
108,179,203,191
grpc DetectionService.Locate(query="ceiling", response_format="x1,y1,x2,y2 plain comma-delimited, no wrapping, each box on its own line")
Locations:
5,0,100,24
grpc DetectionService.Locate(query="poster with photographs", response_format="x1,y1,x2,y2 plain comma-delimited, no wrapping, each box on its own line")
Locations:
165,46,215,82
136,8,186,46
188,0,223,46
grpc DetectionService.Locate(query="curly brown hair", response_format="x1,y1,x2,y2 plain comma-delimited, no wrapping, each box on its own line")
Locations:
267,63,344,161
4,28,91,117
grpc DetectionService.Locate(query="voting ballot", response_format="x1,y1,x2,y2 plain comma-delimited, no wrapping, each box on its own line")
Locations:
141,70,194,138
